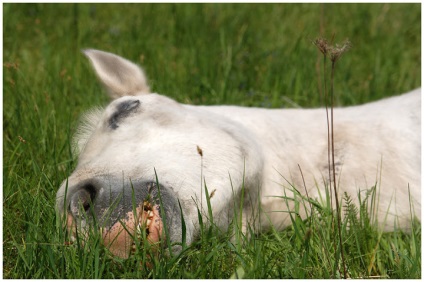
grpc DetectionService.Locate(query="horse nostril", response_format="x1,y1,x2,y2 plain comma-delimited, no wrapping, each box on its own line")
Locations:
69,184,97,215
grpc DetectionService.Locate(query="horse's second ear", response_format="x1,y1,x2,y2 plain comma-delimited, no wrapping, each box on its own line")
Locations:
83,49,150,99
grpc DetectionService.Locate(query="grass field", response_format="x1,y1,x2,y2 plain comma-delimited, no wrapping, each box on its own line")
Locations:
3,3,421,279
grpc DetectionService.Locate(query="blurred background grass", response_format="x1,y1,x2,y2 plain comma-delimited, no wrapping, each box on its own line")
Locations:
3,3,421,278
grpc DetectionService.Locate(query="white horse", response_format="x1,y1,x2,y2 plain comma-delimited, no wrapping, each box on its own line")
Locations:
56,49,421,259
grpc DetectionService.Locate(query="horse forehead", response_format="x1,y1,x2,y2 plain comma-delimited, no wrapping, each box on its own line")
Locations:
78,94,227,151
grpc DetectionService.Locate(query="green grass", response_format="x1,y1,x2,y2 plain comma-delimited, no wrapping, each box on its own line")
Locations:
3,3,421,279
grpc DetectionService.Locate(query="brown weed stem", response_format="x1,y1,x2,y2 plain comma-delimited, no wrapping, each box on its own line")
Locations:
314,37,351,279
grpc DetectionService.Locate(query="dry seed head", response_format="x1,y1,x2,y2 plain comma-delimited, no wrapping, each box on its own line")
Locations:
18,135,26,143
313,37,330,56
313,37,351,62
329,40,351,63
196,145,203,157
209,189,217,199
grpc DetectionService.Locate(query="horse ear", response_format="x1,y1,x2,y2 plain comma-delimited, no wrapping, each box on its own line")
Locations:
83,49,150,99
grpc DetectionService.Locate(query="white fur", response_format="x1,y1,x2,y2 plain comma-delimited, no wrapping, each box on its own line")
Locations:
58,50,421,242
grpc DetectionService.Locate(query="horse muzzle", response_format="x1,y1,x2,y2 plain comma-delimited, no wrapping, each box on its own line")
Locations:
57,178,182,259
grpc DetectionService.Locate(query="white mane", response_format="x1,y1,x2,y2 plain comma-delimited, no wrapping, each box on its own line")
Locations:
72,107,104,156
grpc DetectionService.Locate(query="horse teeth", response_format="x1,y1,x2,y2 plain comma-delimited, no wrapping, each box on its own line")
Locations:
146,219,151,227
148,211,153,218
143,201,152,211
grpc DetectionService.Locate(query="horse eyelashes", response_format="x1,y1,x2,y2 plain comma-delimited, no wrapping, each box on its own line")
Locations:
108,100,141,129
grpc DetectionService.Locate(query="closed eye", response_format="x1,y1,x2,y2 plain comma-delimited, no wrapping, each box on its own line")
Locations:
108,100,140,129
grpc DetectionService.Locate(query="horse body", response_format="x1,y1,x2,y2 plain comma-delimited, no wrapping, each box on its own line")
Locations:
199,90,420,231
56,49,420,258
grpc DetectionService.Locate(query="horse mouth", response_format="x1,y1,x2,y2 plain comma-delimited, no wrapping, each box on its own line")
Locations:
102,201,165,259
66,201,165,259
130,201,165,256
